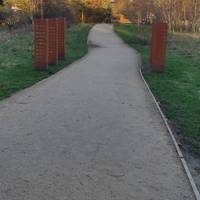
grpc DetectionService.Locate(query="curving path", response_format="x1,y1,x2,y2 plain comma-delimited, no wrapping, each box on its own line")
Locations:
0,24,195,200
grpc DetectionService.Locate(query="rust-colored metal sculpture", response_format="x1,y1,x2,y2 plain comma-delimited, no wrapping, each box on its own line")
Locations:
34,17,67,70
34,19,48,70
151,22,168,72
48,18,58,65
57,18,66,60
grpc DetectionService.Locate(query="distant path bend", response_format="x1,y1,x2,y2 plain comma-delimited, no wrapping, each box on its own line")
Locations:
0,24,195,200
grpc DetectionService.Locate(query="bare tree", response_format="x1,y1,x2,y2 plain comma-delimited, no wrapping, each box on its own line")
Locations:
114,0,200,32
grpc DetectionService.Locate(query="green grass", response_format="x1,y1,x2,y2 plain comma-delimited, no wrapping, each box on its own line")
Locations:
0,24,92,100
115,24,200,153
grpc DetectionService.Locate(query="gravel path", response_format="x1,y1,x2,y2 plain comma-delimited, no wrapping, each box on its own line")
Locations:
0,24,195,200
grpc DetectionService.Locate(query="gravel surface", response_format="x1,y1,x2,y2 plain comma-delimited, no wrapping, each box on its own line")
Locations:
0,24,195,200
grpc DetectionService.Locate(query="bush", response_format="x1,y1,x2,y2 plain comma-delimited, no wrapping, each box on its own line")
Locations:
33,0,75,26
84,8,111,23
0,5,31,30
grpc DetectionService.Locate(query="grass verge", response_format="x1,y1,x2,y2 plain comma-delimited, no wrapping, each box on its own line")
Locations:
0,24,92,100
115,24,200,154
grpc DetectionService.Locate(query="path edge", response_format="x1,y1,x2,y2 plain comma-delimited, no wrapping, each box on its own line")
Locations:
139,68,200,200
0,47,91,107
0,25,95,106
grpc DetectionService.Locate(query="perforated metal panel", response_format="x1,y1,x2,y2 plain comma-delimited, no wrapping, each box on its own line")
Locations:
34,19,48,70
47,19,58,65
151,23,168,72
57,18,66,60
